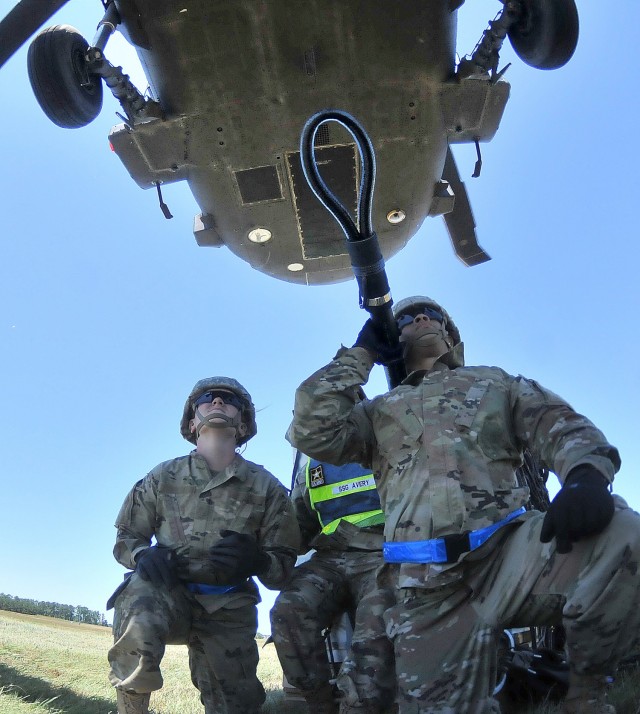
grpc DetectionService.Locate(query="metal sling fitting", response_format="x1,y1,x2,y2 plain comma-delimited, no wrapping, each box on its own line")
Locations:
366,294,392,308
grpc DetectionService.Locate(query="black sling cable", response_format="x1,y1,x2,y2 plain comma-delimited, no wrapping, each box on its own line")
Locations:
300,110,406,388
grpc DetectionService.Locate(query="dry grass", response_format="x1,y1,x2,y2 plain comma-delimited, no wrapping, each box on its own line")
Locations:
1,609,638,713
0,609,305,713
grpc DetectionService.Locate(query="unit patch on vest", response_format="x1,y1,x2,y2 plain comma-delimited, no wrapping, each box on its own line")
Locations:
309,464,325,488
332,476,375,495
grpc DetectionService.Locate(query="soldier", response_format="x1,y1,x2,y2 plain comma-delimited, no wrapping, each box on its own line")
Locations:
287,295,640,714
107,377,300,714
270,453,395,714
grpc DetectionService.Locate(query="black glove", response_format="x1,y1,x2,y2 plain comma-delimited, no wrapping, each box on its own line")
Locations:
135,546,179,588
540,465,614,554
208,530,270,583
354,318,403,366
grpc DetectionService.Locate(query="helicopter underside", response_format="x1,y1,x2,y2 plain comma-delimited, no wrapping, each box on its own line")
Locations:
110,0,509,284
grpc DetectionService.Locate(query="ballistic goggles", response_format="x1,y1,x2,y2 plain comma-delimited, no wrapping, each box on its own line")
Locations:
396,307,445,331
193,390,244,411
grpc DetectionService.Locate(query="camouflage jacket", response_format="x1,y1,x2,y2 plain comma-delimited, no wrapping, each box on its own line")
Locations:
292,455,384,553
288,346,620,587
114,452,300,598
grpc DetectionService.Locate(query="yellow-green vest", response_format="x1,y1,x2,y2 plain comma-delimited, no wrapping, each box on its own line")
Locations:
306,458,384,535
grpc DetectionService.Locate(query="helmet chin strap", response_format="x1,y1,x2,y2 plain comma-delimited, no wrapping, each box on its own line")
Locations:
402,322,452,362
194,406,242,440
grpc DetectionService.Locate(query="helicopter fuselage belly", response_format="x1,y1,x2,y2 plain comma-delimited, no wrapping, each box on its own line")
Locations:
111,0,505,284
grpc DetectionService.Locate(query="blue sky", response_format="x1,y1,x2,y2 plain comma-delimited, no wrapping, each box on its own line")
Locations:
0,1,638,639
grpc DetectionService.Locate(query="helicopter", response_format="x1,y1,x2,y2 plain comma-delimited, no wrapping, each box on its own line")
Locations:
0,0,579,285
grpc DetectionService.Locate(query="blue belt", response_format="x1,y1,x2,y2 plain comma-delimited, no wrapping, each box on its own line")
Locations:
185,581,245,595
383,507,527,564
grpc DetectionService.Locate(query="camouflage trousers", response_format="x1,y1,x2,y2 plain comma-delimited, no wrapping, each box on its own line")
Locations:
108,573,265,714
382,497,640,714
270,549,396,712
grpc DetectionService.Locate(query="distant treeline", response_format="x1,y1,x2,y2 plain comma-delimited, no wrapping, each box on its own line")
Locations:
0,593,109,626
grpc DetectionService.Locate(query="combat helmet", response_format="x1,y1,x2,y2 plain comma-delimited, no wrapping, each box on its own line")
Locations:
180,377,257,446
393,295,464,367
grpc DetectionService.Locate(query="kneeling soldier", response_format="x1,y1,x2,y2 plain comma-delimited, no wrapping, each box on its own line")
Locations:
107,377,300,714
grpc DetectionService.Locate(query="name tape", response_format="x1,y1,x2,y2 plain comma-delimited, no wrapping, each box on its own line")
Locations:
332,476,375,495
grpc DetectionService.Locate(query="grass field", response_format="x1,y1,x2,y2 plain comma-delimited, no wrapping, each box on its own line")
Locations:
1,609,638,713
0,609,306,714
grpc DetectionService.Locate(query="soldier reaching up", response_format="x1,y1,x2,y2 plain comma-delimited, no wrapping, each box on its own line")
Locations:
288,295,640,714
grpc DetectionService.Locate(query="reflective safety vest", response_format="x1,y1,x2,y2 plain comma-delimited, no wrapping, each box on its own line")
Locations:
306,458,385,535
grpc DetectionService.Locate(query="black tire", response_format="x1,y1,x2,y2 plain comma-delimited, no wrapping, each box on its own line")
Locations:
27,24,102,128
507,0,579,70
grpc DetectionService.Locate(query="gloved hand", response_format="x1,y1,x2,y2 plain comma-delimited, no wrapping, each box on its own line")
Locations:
135,546,179,588
208,530,271,583
540,465,614,554
354,318,403,366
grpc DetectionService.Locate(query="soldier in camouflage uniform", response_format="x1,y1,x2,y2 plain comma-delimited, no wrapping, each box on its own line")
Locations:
107,377,300,714
287,296,640,714
270,454,395,714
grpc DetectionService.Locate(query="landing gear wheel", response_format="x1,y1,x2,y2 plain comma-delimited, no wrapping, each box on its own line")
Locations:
27,24,103,128
507,0,579,70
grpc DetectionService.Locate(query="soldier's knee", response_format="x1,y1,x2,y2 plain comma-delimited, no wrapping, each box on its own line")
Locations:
271,590,311,627
607,501,640,557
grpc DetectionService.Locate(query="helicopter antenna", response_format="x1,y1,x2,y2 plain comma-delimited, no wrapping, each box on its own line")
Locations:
154,182,173,220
